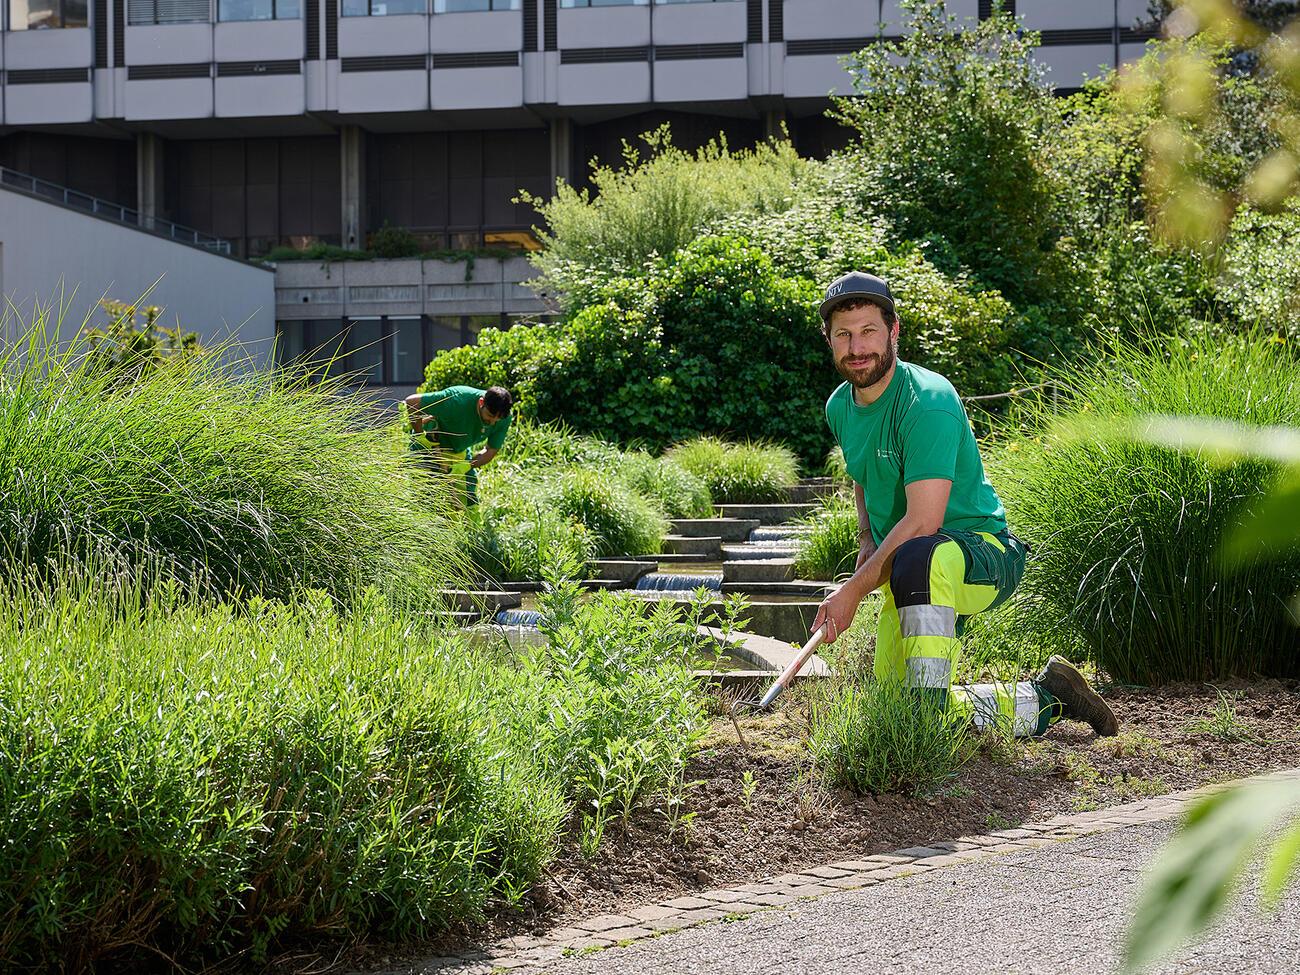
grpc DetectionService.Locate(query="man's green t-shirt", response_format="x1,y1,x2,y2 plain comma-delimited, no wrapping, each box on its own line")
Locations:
824,361,1006,546
412,385,511,454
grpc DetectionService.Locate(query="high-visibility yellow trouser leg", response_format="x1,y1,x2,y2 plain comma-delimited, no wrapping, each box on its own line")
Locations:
872,531,1054,738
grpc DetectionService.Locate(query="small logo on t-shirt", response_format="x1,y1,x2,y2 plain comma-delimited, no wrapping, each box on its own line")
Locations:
876,448,898,462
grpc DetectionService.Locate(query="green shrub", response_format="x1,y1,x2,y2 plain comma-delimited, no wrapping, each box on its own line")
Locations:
368,223,422,259
262,243,372,262
618,451,713,518
497,417,623,469
667,436,799,504
0,578,564,968
793,495,858,581
0,321,463,605
521,125,806,309
544,468,667,557
832,0,1074,317
811,677,973,795
1001,330,1300,683
1219,203,1300,341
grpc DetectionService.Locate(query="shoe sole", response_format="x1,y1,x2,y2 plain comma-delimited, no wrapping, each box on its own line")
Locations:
1047,656,1119,737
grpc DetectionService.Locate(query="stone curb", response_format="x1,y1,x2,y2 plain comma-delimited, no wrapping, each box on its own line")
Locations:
393,767,1300,975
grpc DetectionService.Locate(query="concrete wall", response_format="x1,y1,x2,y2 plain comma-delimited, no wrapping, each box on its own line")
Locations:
0,186,276,358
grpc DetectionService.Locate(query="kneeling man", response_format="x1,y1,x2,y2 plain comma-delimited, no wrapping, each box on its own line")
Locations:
812,272,1117,738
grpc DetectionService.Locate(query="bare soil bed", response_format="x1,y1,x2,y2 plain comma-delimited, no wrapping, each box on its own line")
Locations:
347,680,1300,972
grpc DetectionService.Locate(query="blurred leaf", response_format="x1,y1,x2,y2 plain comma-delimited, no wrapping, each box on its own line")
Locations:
1134,415,1300,464
1262,818,1300,908
1223,470,1300,564
1124,781,1300,972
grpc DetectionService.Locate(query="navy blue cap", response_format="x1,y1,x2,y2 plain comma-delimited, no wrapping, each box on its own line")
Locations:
819,271,896,322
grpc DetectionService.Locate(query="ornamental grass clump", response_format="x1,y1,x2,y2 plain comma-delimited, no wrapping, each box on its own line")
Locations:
667,436,800,504
618,451,713,518
793,494,859,581
470,475,595,581
811,677,973,795
544,467,667,557
0,570,564,970
0,316,462,604
1002,329,1300,684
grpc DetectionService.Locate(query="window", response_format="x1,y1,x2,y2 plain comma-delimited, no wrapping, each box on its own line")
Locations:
389,317,426,385
433,0,516,10
560,0,646,7
342,318,385,385
278,317,438,386
9,0,88,29
341,0,423,15
219,0,299,19
128,0,209,24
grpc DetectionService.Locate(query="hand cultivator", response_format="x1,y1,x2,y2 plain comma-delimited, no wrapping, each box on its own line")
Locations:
737,623,828,712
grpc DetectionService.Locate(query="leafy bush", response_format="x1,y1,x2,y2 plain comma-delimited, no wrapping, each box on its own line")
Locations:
667,436,799,504
521,126,806,309
543,468,667,557
832,0,1073,317
793,495,858,581
618,451,713,519
0,322,462,605
423,237,837,461
0,578,564,968
1219,203,1300,341
368,223,422,259
496,417,624,470
811,677,973,795
1001,330,1300,683
262,243,371,262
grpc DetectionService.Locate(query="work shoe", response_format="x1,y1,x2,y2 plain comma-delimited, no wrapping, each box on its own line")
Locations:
1036,655,1119,737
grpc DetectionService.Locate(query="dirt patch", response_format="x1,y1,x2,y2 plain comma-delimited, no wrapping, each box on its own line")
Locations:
349,680,1300,970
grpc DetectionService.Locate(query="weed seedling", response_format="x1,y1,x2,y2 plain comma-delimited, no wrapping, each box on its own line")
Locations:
1187,686,1259,742
741,770,758,810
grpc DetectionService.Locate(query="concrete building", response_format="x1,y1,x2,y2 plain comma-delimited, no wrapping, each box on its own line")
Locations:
0,0,1160,395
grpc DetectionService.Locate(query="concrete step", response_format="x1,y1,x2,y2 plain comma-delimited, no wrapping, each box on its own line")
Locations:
787,478,841,504
662,534,723,558
722,543,800,561
579,578,628,591
669,517,760,542
723,558,796,584
590,558,656,585
630,552,715,564
438,589,522,613
715,503,816,525
721,580,834,599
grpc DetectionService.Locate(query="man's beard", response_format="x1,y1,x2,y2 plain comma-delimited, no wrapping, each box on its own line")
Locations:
835,337,897,389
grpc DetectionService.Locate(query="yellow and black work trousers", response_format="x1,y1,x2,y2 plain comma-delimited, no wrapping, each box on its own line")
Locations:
873,529,1061,737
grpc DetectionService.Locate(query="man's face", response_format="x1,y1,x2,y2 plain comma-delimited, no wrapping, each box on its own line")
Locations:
477,399,504,426
825,302,898,389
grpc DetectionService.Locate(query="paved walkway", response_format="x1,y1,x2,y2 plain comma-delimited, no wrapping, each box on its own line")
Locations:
388,769,1300,975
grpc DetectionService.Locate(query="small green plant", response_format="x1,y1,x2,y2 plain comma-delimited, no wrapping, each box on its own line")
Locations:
1186,686,1258,742
985,811,1014,831
84,297,201,385
368,222,422,259
740,770,758,811
811,678,974,796
667,436,800,505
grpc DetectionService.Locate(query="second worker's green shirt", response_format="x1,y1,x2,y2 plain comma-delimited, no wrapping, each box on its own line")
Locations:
414,385,511,453
825,361,1007,546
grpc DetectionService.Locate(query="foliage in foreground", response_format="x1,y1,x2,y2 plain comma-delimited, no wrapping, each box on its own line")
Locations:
0,567,714,969
0,319,463,605
811,676,973,796
1001,330,1300,683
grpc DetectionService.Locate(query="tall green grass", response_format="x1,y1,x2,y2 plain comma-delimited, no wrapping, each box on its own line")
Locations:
0,318,464,604
793,494,859,581
617,451,713,518
545,468,667,557
667,436,799,504
1001,330,1300,683
811,678,974,795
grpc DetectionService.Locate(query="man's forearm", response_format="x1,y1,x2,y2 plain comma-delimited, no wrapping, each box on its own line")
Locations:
840,512,937,604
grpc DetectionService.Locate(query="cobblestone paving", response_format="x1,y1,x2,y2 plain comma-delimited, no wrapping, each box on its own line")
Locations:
376,768,1300,975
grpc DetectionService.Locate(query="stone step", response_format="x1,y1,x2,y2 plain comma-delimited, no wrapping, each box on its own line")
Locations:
438,589,522,613
661,534,723,558
715,503,816,525
722,543,800,561
723,558,796,584
721,580,834,599
590,558,656,585
630,552,715,564
787,478,842,504
669,517,760,542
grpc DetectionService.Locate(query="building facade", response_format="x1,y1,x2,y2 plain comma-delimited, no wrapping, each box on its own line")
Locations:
0,0,1160,396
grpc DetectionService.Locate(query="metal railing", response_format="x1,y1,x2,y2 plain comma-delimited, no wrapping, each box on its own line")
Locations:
0,165,233,256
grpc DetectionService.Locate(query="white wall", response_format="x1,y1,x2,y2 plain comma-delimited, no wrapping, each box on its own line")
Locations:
0,187,276,361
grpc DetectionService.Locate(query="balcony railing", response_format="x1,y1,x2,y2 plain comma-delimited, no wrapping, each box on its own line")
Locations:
0,166,233,256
